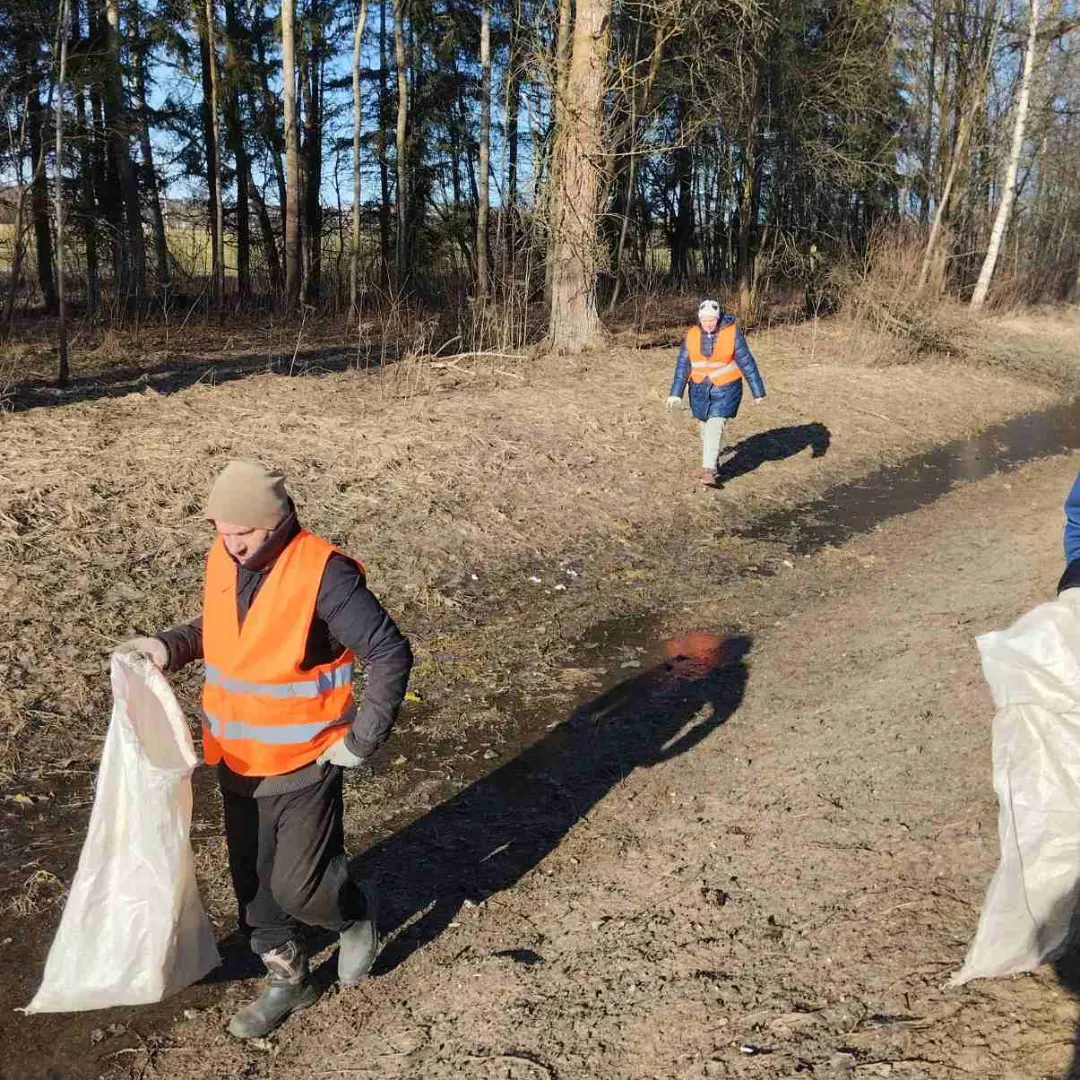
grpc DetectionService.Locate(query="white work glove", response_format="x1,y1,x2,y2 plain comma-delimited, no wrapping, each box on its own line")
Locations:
753,395,766,406
317,740,367,769
666,396,683,412
114,636,168,670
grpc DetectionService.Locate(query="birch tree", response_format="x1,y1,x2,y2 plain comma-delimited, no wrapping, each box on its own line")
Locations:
970,0,1041,309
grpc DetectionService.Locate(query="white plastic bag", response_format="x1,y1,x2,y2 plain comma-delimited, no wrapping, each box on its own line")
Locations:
25,653,220,1012
952,588,1080,985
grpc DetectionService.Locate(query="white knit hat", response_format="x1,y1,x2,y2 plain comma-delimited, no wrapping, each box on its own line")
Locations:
698,299,721,317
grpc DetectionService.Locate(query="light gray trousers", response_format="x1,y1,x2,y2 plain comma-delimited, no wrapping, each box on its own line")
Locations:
699,416,727,470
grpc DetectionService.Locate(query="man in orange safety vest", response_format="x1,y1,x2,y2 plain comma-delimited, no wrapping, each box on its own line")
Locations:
117,460,412,1039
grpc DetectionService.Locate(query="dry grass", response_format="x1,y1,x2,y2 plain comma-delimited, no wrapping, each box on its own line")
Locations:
4,869,65,917
0,307,1077,786
835,224,977,359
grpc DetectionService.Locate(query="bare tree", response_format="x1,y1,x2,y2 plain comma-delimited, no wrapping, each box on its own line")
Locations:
204,0,225,306
917,0,1003,292
350,0,370,315
105,0,146,308
56,0,71,385
392,0,409,286
476,1,491,298
282,0,302,310
131,1,170,300
543,0,574,307
224,0,251,299
545,0,614,352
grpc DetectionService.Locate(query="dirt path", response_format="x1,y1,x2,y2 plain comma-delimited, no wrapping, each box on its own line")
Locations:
147,453,1078,1080
4,310,1080,1079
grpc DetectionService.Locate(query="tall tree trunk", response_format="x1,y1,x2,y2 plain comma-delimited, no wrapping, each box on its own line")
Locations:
250,181,283,293
392,0,409,287
377,0,392,282
671,98,695,283
133,3,170,299
971,0,1041,310
56,0,71,384
544,0,574,307
28,90,58,314
105,0,146,309
253,0,287,210
919,5,938,224
302,1,324,305
737,67,763,322
199,21,218,296
3,94,41,337
608,26,663,313
202,0,225,307
504,9,521,274
89,38,121,299
476,1,492,298
350,0,370,314
76,87,101,313
545,0,613,353
282,0,302,310
919,0,1002,291
224,0,251,299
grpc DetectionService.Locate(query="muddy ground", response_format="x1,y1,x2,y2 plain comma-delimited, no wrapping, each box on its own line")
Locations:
3,309,1080,1079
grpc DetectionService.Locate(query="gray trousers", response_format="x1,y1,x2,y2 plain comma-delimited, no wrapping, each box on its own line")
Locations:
222,766,367,955
699,416,727,470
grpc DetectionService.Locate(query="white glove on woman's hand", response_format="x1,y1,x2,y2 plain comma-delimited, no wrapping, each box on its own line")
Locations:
666,396,683,412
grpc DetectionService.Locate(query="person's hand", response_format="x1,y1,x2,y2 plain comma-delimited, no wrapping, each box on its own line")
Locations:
317,740,367,768
114,636,168,670
753,395,766,406
666,396,683,412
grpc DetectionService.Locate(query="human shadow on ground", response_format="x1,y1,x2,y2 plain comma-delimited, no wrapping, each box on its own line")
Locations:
715,423,831,487
1054,953,1080,1077
352,633,751,975
1051,907,1080,1078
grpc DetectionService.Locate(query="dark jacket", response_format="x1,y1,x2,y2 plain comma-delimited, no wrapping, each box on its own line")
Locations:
158,510,413,797
669,315,766,422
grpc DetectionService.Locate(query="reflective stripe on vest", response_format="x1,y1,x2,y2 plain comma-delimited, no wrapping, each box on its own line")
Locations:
200,530,360,777
686,324,740,386
205,662,356,699
202,702,356,745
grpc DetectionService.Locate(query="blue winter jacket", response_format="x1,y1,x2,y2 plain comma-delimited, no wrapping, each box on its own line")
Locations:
669,315,766,421
1065,471,1080,565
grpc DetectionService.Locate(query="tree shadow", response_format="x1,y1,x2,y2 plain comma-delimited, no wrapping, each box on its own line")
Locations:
715,423,831,487
4,343,398,412
352,634,752,974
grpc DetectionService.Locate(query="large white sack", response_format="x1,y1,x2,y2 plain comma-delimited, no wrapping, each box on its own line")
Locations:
25,653,220,1012
952,588,1080,985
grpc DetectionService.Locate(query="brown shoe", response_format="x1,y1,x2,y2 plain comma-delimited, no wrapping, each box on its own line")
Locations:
700,468,718,487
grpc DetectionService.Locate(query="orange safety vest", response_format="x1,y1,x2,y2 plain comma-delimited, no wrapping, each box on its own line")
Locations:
201,530,358,777
686,324,740,386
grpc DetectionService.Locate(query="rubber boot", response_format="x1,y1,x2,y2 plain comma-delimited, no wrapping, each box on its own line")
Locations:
337,884,380,986
227,940,319,1039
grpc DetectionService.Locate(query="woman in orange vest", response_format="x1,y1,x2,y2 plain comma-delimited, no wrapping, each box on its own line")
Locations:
116,460,412,1039
667,299,767,487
